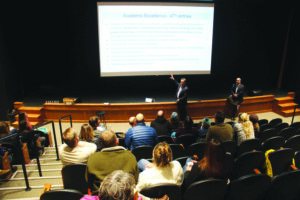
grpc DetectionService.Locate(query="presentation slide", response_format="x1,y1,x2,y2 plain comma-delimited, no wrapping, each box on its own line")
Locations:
97,2,214,77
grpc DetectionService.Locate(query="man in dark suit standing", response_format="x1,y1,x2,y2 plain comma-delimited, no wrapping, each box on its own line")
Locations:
170,74,188,121
228,77,245,120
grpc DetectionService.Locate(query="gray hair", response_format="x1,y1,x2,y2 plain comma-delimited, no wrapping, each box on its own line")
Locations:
99,170,136,200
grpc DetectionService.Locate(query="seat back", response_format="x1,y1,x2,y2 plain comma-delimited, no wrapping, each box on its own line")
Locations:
62,164,88,194
226,174,271,200
236,138,261,157
275,123,289,132
268,118,283,127
258,119,268,126
290,122,300,130
230,151,265,180
176,134,196,149
118,138,126,148
40,189,84,200
261,136,285,152
174,156,190,168
283,135,300,152
294,151,300,169
140,183,181,200
169,144,185,159
259,128,277,142
260,124,272,133
268,148,294,176
132,146,153,161
185,142,207,159
158,135,174,144
184,179,227,200
278,127,296,140
223,140,237,157
265,170,300,200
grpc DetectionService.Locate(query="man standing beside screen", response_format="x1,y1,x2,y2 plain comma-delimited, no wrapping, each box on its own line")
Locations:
170,74,188,121
227,77,244,120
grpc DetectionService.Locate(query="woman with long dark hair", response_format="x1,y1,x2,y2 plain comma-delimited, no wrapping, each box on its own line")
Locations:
182,139,231,190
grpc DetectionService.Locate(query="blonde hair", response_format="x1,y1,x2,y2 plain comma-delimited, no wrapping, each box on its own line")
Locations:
152,142,173,168
63,127,78,148
239,113,252,139
79,124,94,142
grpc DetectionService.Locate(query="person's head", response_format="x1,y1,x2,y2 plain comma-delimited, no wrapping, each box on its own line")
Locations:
202,118,211,130
129,116,136,127
236,77,241,85
0,121,10,136
135,113,144,123
79,124,94,142
152,142,172,168
18,119,30,136
215,111,225,124
199,139,228,178
157,110,164,118
63,127,79,148
238,112,248,123
170,112,178,122
180,78,186,87
239,112,252,138
100,130,118,148
89,116,99,129
183,116,194,129
249,114,259,124
99,170,137,200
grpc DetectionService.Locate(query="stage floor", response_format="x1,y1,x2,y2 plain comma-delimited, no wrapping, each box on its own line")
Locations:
20,87,290,107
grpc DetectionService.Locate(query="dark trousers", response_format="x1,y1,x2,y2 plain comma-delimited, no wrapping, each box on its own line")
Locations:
177,101,187,121
227,96,242,118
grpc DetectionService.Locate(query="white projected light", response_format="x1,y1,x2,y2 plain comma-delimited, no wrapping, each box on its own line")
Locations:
97,2,214,77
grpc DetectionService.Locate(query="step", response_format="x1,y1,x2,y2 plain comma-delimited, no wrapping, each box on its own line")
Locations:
12,121,39,129
278,103,298,111
274,97,295,105
281,108,300,117
15,114,41,122
18,106,43,114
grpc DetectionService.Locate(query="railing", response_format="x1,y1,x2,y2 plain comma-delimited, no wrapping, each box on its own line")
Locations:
59,115,73,144
0,133,31,191
34,121,59,161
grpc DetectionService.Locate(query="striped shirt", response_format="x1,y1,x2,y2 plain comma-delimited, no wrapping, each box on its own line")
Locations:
125,123,159,151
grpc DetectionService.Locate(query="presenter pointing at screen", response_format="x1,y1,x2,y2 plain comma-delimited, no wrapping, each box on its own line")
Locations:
170,74,189,121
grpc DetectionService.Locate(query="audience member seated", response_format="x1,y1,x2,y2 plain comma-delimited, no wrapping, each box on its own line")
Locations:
0,169,11,180
206,111,233,142
80,124,101,151
89,116,102,137
150,110,171,136
249,113,260,133
174,116,198,138
197,117,211,141
136,142,183,192
125,113,158,151
59,127,96,167
86,130,138,192
170,112,183,134
182,139,231,191
233,113,254,145
129,116,136,128
0,121,11,138
19,119,42,159
98,170,138,200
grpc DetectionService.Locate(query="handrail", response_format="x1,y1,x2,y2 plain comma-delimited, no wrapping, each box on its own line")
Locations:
34,121,59,161
59,115,72,144
0,133,31,191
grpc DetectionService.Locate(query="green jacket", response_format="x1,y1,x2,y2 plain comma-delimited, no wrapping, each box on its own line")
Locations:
86,146,138,191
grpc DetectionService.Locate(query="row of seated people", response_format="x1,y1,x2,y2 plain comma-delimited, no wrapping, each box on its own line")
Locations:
58,130,300,200
0,113,52,179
